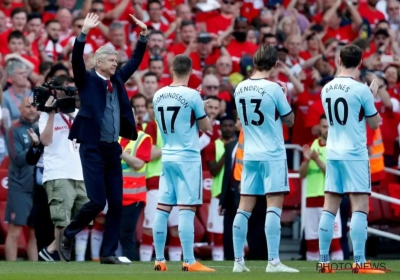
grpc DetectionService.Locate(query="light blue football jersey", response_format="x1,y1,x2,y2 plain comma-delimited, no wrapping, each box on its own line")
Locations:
321,76,378,160
152,85,206,162
234,78,292,161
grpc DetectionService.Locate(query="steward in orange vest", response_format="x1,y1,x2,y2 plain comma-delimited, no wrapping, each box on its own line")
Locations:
367,126,385,185
118,131,152,260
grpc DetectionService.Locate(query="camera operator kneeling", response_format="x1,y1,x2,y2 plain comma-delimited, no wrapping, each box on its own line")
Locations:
37,75,89,261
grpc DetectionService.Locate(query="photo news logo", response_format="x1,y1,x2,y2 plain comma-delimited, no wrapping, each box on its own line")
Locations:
316,262,388,271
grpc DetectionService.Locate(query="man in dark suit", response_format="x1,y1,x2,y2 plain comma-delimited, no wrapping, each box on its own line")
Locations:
218,138,239,260
59,13,148,264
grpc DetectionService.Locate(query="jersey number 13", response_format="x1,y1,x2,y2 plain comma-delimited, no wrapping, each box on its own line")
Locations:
325,97,348,125
239,99,265,126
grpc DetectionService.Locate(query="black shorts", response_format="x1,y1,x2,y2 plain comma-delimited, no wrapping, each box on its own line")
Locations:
5,190,34,227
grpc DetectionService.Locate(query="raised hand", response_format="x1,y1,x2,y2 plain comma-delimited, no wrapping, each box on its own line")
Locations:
129,14,148,36
27,128,39,146
302,144,311,161
369,78,381,98
82,13,100,34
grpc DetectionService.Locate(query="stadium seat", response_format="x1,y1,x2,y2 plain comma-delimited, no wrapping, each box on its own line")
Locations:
0,202,28,259
0,157,9,170
283,172,301,209
375,185,395,224
368,196,382,224
387,183,400,218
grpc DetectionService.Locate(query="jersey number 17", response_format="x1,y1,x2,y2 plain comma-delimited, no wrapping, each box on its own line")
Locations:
325,97,349,125
158,106,181,133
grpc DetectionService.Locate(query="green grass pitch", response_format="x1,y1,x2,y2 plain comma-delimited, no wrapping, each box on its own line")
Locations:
0,261,399,280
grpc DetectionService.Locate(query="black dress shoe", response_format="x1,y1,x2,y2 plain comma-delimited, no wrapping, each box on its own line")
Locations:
100,256,130,265
58,229,72,262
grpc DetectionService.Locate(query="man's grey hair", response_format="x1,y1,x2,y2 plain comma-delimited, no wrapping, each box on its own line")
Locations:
109,21,124,30
94,46,118,65
5,59,26,76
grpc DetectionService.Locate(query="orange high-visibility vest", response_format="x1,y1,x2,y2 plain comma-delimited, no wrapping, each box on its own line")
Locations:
369,128,385,175
234,129,244,181
119,131,150,206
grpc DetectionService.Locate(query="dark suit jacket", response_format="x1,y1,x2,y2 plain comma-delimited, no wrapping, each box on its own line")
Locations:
219,139,240,210
69,38,147,143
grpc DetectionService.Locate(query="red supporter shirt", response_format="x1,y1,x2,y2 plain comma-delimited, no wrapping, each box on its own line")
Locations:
388,84,400,101
143,121,160,190
168,42,187,55
358,3,385,28
206,14,233,35
375,100,400,156
226,40,258,73
87,28,107,50
323,24,359,44
292,91,321,146
190,49,221,77
305,97,325,129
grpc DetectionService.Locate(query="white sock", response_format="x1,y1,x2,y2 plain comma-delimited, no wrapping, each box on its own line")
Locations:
168,246,182,261
139,245,153,261
90,229,103,260
212,246,224,261
75,229,89,261
331,250,344,261
306,251,320,261
115,242,122,257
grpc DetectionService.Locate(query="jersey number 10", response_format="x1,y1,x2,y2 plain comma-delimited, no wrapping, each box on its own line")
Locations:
158,106,181,133
239,98,265,126
325,97,348,125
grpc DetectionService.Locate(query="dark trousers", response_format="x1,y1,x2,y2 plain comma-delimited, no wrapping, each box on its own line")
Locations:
247,196,268,260
120,202,144,261
31,184,54,251
222,188,237,260
64,141,123,258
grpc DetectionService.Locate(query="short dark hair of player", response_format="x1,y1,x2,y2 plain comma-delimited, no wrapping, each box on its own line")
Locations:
171,55,192,77
8,30,24,43
320,114,327,121
340,44,363,69
253,44,278,72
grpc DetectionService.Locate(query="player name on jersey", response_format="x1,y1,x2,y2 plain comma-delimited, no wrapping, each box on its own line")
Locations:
234,85,266,96
324,83,350,93
153,92,190,108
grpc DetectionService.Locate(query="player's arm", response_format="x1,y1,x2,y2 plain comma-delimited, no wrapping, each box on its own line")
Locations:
193,95,212,132
275,84,295,127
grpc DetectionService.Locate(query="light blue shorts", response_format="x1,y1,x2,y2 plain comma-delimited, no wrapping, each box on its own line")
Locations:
158,161,203,206
241,160,290,196
325,160,371,195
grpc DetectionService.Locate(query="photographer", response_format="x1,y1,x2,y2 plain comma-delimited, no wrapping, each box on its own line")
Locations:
37,75,89,262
